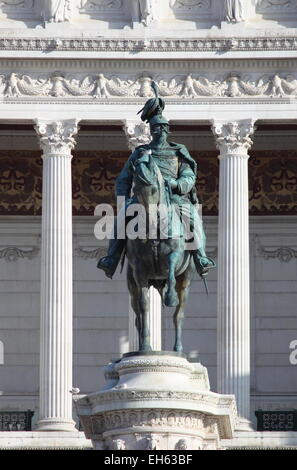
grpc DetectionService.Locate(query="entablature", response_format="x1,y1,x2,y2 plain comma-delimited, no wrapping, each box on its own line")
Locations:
0,1,296,35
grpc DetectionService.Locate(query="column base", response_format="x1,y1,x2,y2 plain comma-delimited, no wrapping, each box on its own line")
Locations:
235,417,254,432
37,418,77,432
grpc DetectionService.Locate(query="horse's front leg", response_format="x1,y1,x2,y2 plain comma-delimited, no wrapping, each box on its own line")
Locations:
164,252,179,307
138,286,151,351
132,262,151,351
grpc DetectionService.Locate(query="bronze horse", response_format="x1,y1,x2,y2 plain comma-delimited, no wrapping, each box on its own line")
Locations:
126,152,195,353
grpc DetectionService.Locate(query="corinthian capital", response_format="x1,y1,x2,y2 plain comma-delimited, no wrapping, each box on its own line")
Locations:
123,120,151,151
211,119,255,156
34,119,79,154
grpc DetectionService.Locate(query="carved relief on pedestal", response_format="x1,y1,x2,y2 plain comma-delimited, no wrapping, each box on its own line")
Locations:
175,438,188,450
112,439,126,450
146,434,159,450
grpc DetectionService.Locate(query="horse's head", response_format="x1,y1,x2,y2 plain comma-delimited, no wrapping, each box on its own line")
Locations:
133,155,161,212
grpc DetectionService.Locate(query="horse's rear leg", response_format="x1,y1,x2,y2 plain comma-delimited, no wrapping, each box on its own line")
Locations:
127,265,142,351
165,252,179,307
173,261,194,352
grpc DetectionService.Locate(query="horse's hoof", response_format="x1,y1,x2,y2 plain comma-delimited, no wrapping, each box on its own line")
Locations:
174,346,183,354
165,292,179,308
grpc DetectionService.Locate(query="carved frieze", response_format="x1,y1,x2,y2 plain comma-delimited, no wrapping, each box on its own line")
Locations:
91,409,206,433
0,37,296,53
2,70,297,100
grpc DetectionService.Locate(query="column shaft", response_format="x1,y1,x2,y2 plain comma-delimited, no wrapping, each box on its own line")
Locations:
212,120,254,426
217,153,250,420
129,287,162,351
35,120,79,431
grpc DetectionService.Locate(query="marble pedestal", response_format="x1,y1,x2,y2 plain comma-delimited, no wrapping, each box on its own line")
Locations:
76,353,238,451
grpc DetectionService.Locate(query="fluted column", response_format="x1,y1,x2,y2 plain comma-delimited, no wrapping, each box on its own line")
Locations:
35,119,79,431
212,119,255,427
123,120,162,351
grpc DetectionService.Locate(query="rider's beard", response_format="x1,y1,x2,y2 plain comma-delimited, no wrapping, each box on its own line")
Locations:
152,130,168,147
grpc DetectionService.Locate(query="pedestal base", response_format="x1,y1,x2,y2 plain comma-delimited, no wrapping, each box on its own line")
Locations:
76,353,238,451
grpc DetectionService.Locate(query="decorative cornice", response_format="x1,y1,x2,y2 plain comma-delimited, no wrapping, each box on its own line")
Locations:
34,119,79,154
0,36,297,53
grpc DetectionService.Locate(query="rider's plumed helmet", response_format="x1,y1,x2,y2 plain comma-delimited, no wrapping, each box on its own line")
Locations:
137,81,168,127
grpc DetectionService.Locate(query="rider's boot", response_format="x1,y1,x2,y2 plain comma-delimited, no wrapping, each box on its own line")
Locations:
97,238,125,279
193,249,216,278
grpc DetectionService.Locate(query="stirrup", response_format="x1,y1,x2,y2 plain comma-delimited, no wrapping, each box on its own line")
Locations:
193,255,216,278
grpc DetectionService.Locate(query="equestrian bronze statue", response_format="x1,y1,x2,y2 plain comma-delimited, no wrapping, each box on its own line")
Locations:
98,83,215,352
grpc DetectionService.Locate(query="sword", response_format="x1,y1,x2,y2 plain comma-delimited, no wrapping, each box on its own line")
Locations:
202,275,209,295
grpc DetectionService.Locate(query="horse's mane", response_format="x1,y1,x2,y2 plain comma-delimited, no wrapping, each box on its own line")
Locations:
134,155,160,186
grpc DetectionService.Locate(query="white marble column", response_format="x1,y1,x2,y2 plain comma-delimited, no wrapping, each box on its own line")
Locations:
35,119,79,431
123,120,162,351
212,119,255,427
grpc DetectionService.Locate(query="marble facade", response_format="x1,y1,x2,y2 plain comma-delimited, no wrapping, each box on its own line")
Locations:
0,0,296,449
